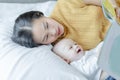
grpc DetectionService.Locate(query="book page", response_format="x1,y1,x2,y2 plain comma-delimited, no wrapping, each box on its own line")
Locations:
98,20,120,79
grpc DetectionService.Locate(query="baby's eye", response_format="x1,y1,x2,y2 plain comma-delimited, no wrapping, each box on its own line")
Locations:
69,46,72,49
74,43,77,45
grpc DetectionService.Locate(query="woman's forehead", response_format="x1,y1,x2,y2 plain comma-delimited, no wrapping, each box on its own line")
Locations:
32,19,45,43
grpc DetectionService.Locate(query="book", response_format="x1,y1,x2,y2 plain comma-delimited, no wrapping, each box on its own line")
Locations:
98,0,120,79
98,20,120,79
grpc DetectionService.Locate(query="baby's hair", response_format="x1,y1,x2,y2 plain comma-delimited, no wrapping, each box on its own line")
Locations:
12,11,44,48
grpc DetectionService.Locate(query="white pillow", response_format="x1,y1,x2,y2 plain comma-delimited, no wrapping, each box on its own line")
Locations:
0,1,87,80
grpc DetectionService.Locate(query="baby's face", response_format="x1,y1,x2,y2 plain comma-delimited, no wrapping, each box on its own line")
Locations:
53,39,84,63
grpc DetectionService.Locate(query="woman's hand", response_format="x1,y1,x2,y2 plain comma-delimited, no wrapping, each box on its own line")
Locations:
83,0,101,6
116,8,120,18
115,8,120,23
109,0,120,23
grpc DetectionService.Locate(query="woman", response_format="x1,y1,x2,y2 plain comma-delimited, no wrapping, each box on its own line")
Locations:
12,0,117,50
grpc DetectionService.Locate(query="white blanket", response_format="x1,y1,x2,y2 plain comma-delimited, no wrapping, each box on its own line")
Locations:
71,42,103,80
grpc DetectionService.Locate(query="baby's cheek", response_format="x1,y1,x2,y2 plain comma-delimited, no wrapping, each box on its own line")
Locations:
70,54,78,61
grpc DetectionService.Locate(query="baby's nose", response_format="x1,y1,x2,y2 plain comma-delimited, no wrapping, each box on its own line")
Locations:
73,45,78,49
73,45,81,53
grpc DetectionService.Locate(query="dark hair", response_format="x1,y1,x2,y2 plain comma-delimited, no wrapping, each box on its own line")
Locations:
12,11,44,48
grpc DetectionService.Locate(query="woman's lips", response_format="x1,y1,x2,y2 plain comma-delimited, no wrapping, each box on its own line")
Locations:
57,27,61,36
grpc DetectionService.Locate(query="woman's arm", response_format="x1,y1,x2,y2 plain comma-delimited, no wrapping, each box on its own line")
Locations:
83,0,120,21
83,0,101,6
83,0,120,7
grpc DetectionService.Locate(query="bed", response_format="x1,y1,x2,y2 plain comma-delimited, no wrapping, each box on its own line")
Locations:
0,0,88,80
0,0,103,80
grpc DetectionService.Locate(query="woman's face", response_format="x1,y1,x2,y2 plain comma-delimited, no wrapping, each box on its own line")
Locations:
32,16,64,44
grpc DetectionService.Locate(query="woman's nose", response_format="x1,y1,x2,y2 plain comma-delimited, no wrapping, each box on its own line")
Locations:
48,28,56,36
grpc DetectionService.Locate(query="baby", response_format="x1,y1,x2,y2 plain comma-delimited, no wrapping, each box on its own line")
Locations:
52,38,116,80
52,38,84,63
52,38,103,80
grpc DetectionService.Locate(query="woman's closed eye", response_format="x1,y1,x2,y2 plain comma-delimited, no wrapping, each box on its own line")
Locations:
46,22,49,29
43,22,49,30
43,22,49,42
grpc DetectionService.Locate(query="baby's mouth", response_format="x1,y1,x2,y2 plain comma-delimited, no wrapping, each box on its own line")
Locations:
77,48,81,54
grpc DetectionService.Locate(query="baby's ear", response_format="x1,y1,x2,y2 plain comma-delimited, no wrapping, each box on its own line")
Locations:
64,59,70,64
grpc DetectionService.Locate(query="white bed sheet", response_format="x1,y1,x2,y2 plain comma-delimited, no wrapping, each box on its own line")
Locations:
71,42,103,80
0,1,87,80
0,1,103,80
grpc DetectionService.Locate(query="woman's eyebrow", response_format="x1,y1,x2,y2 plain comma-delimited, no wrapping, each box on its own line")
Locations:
42,23,47,42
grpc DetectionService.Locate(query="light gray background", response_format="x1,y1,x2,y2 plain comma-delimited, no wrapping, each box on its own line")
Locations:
0,0,56,3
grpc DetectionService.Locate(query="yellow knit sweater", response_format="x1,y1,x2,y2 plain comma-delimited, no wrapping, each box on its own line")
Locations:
50,0,111,50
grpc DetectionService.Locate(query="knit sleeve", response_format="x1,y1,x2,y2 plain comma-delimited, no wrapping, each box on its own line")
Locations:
70,0,86,7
